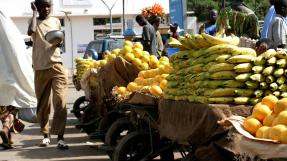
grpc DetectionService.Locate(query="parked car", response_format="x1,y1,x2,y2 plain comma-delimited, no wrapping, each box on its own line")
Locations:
84,37,124,60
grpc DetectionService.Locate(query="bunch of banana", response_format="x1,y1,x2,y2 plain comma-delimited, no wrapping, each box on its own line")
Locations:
201,33,240,46
248,49,287,99
165,43,261,105
165,35,287,105
74,57,94,80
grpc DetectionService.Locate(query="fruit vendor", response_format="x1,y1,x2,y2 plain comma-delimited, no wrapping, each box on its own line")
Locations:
135,14,158,58
199,9,218,35
169,23,180,39
267,0,287,49
27,0,69,150
149,16,165,57
217,0,259,39
255,38,275,55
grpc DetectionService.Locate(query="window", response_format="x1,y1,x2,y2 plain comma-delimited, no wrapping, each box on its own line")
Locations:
93,17,121,25
94,29,122,39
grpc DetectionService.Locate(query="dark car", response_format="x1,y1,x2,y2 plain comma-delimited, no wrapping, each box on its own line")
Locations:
85,37,124,60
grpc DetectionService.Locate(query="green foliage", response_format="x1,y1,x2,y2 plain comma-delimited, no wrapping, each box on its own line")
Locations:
187,0,219,22
188,0,271,21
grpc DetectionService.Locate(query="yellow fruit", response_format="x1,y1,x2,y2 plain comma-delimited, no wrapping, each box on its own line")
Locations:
124,40,133,47
160,79,167,90
123,45,133,54
270,125,287,141
272,117,280,126
256,126,270,138
275,98,287,114
162,64,171,73
111,48,121,55
141,55,150,63
133,48,143,58
127,82,138,92
275,111,287,126
161,74,169,80
124,52,135,62
140,62,149,70
99,60,107,66
159,61,169,66
243,117,262,136
262,127,272,139
263,114,276,126
138,71,145,78
252,102,272,121
262,95,278,110
142,51,150,57
117,86,127,95
149,55,159,68
93,61,100,68
150,55,159,63
280,129,287,143
159,56,169,63
149,85,163,96
132,58,142,67
107,54,117,61
133,42,143,50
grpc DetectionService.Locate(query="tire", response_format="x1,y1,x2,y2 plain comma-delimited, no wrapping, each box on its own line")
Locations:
72,96,89,120
160,148,174,161
113,131,151,161
105,118,135,159
112,131,174,161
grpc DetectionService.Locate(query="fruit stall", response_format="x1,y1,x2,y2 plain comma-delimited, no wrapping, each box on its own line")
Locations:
73,29,287,160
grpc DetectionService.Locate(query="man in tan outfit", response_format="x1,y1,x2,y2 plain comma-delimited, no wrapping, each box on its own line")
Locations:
28,0,68,149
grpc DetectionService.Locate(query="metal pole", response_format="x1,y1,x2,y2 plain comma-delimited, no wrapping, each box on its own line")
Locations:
122,0,125,33
109,11,112,34
101,0,118,34
61,11,74,73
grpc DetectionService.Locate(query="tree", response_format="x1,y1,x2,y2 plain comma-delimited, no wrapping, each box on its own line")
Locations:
187,0,270,22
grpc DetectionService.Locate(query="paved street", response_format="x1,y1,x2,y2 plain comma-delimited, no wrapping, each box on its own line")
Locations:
0,79,110,161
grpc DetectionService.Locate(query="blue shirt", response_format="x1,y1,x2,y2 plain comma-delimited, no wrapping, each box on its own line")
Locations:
205,24,216,35
261,6,287,38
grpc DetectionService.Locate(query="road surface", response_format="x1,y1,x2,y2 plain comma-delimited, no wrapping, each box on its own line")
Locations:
0,80,110,161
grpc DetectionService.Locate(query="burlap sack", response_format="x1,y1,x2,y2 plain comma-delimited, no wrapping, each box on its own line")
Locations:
158,99,251,161
127,92,158,106
92,57,140,116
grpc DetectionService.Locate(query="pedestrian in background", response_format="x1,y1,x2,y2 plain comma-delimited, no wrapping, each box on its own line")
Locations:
135,14,158,58
261,0,279,38
169,23,180,39
27,0,69,150
199,9,218,35
268,0,287,48
149,16,166,57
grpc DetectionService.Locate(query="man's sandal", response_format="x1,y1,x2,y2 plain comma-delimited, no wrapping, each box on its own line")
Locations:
1,143,12,149
39,138,50,147
57,140,69,150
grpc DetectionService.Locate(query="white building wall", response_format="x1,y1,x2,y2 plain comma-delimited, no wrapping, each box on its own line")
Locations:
1,0,170,75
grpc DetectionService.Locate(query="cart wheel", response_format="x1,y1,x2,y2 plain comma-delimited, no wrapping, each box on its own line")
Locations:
105,118,135,159
72,96,89,120
113,131,150,161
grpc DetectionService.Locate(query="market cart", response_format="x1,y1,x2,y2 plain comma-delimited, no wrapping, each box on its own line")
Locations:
102,99,176,161
76,57,140,138
158,99,251,161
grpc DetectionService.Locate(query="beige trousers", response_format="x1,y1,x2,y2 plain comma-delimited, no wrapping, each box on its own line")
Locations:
35,63,68,135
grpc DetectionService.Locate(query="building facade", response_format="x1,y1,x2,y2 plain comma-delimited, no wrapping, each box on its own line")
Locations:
1,0,170,74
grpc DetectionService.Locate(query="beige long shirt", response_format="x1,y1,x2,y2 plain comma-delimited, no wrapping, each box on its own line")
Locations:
31,16,62,70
